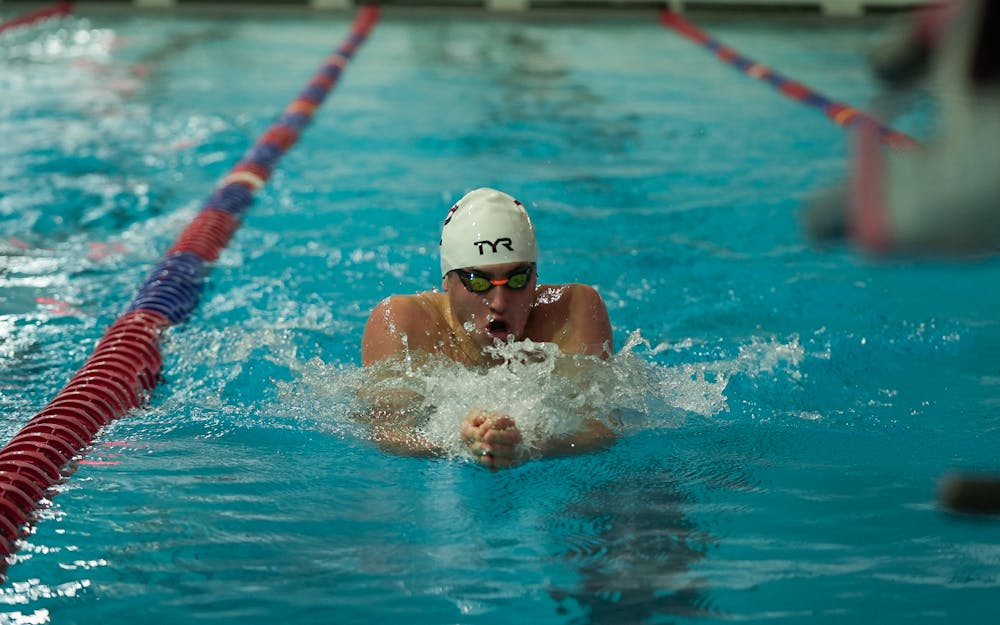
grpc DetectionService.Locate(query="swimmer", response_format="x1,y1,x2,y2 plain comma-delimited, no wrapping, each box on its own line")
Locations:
361,187,614,470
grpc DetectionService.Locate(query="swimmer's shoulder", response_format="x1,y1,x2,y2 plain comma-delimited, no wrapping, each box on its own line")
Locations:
533,282,606,312
369,291,448,328
363,291,450,366
529,283,612,357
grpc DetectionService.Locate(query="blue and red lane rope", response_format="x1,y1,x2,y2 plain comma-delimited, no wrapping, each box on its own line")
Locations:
0,1,72,34
660,10,920,150
0,5,380,574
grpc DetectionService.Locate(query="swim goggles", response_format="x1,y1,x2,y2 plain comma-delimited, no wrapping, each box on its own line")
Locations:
455,265,534,294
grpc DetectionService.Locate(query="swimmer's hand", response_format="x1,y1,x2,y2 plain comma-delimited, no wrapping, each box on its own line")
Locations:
461,409,523,471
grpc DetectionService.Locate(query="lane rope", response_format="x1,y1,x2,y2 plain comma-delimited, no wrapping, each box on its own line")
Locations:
659,10,920,150
0,4,380,577
0,1,72,34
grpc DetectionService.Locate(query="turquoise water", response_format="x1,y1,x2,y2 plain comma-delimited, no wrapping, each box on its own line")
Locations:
2,8,999,624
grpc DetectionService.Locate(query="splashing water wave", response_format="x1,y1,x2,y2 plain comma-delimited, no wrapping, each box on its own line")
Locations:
273,329,806,461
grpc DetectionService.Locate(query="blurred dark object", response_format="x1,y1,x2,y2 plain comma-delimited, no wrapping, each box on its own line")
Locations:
940,472,1000,515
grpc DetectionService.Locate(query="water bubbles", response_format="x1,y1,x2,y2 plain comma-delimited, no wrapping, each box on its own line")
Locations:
735,334,804,379
0,18,116,64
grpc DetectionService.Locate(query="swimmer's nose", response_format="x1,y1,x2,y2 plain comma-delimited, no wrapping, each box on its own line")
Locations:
485,286,507,312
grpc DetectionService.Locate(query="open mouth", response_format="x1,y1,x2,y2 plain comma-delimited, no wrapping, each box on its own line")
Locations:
487,319,509,335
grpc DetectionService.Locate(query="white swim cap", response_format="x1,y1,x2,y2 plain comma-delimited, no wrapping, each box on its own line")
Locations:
440,187,538,276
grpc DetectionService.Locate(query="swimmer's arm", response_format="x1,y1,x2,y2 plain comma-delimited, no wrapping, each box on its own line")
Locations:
361,296,451,457
359,389,445,458
361,384,449,458
369,423,443,458
536,419,615,458
535,284,617,459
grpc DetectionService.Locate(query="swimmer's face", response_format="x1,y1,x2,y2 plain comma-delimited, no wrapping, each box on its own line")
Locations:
443,262,537,348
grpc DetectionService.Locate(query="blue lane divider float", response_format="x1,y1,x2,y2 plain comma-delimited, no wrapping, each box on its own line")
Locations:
0,4,381,578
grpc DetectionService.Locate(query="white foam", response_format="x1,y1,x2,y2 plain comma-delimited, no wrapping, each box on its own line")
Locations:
273,329,809,459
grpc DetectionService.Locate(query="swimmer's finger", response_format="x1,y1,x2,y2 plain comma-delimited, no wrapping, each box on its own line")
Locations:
472,450,498,469
487,414,516,430
473,452,516,471
467,410,489,426
460,413,491,440
460,421,479,441
482,428,521,446
465,439,490,457
481,441,520,462
467,438,514,459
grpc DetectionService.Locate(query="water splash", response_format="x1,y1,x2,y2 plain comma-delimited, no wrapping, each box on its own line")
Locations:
270,329,807,464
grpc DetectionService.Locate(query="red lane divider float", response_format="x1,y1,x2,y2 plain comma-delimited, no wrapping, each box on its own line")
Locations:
0,4,381,577
659,10,920,150
0,1,72,34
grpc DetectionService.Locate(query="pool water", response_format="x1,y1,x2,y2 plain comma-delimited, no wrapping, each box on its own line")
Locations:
2,8,999,624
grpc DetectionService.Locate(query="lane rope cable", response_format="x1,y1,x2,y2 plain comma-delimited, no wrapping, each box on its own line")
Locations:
0,4,380,578
660,10,920,150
